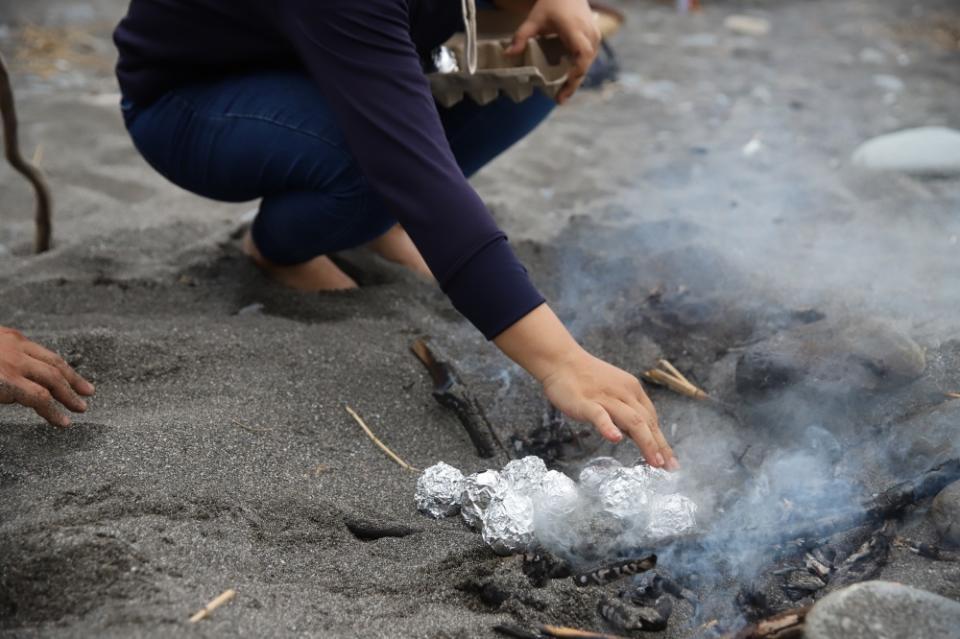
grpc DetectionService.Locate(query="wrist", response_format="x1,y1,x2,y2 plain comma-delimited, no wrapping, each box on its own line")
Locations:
493,303,588,383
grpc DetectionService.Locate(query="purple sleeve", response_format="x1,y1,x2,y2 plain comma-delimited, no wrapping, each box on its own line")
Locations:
276,0,544,339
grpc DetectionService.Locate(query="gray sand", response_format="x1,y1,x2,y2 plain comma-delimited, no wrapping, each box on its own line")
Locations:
2,0,960,637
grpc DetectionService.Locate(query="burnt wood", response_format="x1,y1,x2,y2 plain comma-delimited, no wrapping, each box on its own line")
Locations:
410,338,505,459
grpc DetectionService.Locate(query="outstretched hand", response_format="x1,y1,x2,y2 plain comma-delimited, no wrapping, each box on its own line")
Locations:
542,350,678,470
0,327,95,427
494,304,678,470
504,0,601,104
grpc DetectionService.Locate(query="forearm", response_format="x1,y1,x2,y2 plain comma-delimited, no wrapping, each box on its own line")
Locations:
493,303,586,382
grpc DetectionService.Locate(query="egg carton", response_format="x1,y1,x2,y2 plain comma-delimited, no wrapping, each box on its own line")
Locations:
428,2,624,108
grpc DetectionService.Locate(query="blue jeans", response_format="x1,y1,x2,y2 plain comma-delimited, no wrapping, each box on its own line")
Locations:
123,71,554,265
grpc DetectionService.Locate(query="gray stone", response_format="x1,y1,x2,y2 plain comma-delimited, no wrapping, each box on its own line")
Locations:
852,126,960,176
805,581,960,639
736,318,926,398
930,480,960,547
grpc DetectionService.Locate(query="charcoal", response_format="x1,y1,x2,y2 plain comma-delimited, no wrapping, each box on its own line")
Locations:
782,571,826,601
522,550,571,587
572,554,657,587
825,527,892,592
598,592,673,632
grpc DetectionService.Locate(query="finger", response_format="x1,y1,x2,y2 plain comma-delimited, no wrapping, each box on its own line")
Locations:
625,395,678,471
23,359,87,413
557,32,594,103
606,400,664,468
11,377,71,428
583,403,623,444
506,18,541,55
24,342,95,396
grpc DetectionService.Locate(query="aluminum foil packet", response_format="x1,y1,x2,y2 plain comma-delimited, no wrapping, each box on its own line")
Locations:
482,491,536,555
502,456,548,496
645,493,698,540
598,466,654,520
415,462,465,519
578,457,624,494
460,469,504,529
537,470,580,518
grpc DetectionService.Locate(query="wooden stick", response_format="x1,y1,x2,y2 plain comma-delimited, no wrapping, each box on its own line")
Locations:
0,53,52,253
410,337,505,459
345,405,420,472
188,589,236,623
642,366,709,401
946,392,960,400
541,625,630,639
657,358,687,383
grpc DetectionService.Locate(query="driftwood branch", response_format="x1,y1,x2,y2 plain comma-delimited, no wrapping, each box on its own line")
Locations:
410,338,505,459
0,52,52,253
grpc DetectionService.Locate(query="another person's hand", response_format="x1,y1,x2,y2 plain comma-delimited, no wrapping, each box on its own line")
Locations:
495,304,678,470
0,327,95,427
505,0,601,104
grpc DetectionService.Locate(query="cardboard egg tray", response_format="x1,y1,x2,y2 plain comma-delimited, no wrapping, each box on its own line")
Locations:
429,6,624,108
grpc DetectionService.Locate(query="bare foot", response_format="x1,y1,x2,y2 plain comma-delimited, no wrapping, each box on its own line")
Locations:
243,230,357,291
366,224,434,280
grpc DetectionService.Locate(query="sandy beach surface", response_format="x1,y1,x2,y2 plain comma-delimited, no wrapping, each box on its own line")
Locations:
1,1,959,637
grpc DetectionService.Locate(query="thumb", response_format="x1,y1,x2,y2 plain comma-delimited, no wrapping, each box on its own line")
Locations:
506,18,541,55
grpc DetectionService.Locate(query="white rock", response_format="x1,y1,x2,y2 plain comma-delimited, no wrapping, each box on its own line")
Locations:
742,135,765,158
724,15,770,37
852,127,960,176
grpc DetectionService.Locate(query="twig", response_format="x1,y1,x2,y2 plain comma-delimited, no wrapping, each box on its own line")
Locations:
946,392,960,400
725,605,809,639
230,419,273,434
642,359,710,401
541,625,630,639
0,52,52,253
345,405,419,472
642,359,743,426
188,588,236,623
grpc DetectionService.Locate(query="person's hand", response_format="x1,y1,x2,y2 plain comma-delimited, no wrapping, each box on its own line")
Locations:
0,327,95,427
494,304,678,470
504,0,601,104
542,350,678,470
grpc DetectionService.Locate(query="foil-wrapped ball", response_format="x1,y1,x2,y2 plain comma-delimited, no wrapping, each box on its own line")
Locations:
415,462,465,519
537,470,580,518
482,491,536,555
460,469,504,529
598,466,653,520
502,456,548,496
645,493,698,540
532,470,581,552
578,457,623,494
631,463,671,486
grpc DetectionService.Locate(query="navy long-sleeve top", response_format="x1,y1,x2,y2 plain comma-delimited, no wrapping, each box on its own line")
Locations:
114,0,545,339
